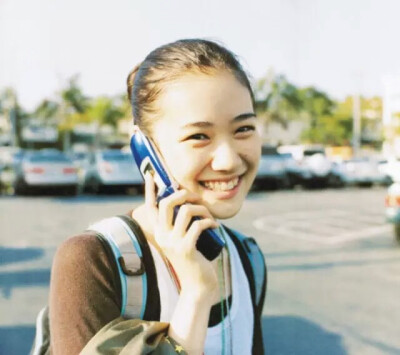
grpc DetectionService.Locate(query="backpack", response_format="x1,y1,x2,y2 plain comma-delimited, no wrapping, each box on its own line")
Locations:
31,215,266,355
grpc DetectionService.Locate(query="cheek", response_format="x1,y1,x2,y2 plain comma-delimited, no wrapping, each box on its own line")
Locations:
162,146,207,182
241,140,261,166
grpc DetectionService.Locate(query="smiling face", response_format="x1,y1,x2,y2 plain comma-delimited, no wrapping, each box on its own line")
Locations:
149,71,262,219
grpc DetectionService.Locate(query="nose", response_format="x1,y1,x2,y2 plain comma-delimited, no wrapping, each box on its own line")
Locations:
211,142,242,172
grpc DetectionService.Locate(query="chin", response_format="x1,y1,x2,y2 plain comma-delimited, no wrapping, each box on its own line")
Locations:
205,201,243,220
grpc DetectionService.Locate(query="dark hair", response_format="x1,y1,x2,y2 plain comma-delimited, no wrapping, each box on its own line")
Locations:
126,38,254,135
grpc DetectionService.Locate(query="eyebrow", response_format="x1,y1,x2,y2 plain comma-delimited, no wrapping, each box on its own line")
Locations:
181,112,256,129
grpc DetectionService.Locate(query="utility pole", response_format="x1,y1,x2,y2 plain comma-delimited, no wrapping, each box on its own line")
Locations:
352,94,361,158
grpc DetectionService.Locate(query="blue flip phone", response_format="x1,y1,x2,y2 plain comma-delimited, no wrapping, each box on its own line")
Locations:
130,130,225,261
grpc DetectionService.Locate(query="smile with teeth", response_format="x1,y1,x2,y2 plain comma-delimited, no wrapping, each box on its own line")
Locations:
200,177,240,191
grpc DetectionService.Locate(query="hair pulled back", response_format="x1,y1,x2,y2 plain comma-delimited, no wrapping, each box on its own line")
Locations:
127,39,254,135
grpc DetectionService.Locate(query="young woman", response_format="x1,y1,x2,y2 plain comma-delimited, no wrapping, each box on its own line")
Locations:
48,39,266,354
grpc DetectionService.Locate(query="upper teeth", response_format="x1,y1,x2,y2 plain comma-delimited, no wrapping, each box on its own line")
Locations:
203,177,239,191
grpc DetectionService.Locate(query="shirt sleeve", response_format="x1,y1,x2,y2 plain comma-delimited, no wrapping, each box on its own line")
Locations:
49,233,122,354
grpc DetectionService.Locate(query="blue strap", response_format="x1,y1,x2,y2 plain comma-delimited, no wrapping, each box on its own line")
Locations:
224,227,266,307
88,217,147,319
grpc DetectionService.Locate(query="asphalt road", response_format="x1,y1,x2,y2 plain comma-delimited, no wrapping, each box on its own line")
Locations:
0,187,399,354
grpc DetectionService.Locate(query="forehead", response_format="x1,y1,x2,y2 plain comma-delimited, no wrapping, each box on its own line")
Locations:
155,71,253,128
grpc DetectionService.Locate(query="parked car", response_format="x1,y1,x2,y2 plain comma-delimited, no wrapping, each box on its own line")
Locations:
13,150,79,195
254,146,289,189
385,181,400,244
341,157,390,187
301,149,337,188
279,152,312,188
84,149,143,193
379,158,400,183
278,145,341,188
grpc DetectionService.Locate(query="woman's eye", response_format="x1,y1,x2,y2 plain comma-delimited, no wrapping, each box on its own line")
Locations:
187,133,209,141
236,125,256,134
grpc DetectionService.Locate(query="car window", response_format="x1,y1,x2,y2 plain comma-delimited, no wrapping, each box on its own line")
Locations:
28,155,70,163
73,152,87,160
261,146,278,155
102,152,132,162
303,149,324,156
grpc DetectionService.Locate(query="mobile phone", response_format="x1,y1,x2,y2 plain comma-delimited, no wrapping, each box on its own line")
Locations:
130,129,225,261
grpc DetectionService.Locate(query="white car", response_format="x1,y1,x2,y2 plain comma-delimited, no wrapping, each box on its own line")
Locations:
385,182,400,244
342,157,389,187
380,158,400,183
13,150,79,195
84,150,143,193
278,145,341,188
279,152,311,187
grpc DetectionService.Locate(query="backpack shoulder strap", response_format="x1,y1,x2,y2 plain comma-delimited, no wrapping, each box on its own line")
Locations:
222,225,267,309
88,216,147,319
30,306,50,355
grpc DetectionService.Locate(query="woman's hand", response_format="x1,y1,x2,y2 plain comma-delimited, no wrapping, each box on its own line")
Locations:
143,172,219,300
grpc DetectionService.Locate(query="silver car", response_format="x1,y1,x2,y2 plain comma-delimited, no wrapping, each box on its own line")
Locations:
342,157,390,187
84,150,143,193
14,150,79,195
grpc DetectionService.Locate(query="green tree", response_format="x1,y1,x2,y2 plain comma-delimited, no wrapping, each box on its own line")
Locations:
60,75,89,115
86,96,125,128
33,99,60,124
299,87,337,144
255,74,303,128
300,95,384,147
299,87,335,128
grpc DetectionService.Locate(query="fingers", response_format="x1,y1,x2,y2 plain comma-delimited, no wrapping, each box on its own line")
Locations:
158,189,200,230
144,172,156,208
144,172,158,224
173,204,214,236
185,218,219,251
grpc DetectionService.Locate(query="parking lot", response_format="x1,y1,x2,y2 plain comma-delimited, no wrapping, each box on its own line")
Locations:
1,187,400,354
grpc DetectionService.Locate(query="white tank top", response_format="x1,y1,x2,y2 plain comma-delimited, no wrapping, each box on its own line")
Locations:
148,226,254,355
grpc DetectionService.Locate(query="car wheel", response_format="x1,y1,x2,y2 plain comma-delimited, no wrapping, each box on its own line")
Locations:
279,176,292,189
63,186,78,196
394,224,400,245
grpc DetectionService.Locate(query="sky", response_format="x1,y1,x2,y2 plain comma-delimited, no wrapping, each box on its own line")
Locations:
2,0,400,110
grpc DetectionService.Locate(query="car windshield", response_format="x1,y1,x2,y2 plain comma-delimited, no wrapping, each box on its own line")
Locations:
348,158,369,163
73,152,87,159
28,154,70,163
102,152,132,162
